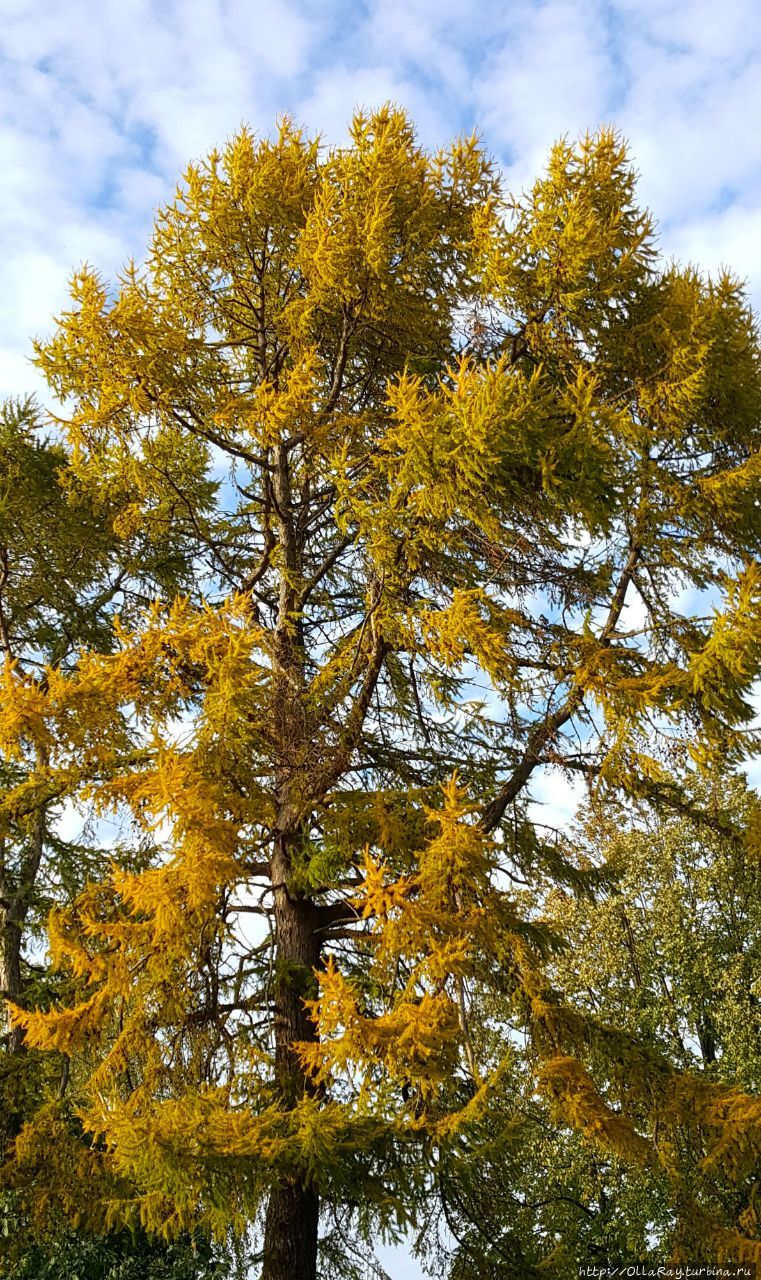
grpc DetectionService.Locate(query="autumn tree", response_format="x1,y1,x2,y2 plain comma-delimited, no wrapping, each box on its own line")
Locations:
3,109,761,1278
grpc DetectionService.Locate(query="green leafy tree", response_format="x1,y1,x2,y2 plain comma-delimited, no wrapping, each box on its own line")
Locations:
548,777,761,1087
2,110,761,1279
433,775,761,1275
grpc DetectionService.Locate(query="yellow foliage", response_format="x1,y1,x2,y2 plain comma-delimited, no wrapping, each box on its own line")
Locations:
8,108,761,1264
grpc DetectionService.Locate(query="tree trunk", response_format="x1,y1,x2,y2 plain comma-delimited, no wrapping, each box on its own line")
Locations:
0,904,28,1147
0,910,24,1055
0,812,44,1059
263,1181,319,1280
261,437,325,1278
262,833,322,1280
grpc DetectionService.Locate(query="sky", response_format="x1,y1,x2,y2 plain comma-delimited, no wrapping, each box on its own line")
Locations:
2,1,760,1275
2,0,761,406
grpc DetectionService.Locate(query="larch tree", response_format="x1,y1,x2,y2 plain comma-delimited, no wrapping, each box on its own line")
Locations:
2,109,761,1277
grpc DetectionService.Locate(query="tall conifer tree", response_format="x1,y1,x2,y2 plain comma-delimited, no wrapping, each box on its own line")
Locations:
3,110,761,1277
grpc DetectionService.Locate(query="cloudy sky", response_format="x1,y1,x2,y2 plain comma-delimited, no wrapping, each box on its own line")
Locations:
3,0,761,406
2,0,759,1273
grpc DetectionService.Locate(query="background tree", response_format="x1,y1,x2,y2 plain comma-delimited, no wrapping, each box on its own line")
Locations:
0,398,234,1278
431,773,761,1276
0,390,208,1063
0,396,113,1068
2,110,761,1278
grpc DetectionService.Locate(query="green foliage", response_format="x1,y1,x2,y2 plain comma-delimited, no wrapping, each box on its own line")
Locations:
430,776,761,1275
0,1218,235,1280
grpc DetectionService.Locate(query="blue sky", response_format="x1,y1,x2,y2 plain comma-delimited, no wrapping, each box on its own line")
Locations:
2,1,760,1275
2,0,761,405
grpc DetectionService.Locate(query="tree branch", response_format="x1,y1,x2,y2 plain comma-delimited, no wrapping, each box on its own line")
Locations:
480,545,641,833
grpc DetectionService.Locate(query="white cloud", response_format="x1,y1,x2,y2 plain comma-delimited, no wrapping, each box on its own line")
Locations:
0,0,318,401
477,0,615,188
668,204,761,303
614,0,761,60
296,63,446,149
362,0,471,97
529,767,588,832
376,1241,426,1279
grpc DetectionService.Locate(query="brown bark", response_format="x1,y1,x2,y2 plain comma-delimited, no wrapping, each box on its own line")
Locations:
263,1179,319,1280
0,914,24,1055
0,813,45,1148
262,832,322,1280
0,810,44,1058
